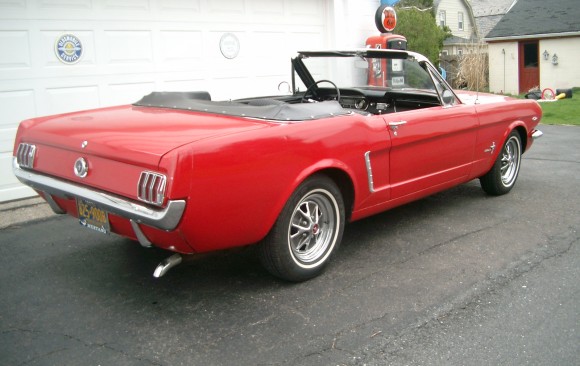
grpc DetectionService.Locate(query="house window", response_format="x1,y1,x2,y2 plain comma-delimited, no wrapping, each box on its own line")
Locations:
458,12,464,30
439,10,446,27
441,50,449,56
458,49,463,56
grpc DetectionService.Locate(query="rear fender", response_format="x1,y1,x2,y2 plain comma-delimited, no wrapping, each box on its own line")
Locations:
264,159,358,233
159,146,194,200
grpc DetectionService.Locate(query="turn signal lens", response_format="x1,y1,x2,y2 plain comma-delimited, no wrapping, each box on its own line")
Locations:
138,171,166,206
17,143,36,169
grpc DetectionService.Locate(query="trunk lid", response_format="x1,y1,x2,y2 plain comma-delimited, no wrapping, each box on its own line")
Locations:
21,105,270,167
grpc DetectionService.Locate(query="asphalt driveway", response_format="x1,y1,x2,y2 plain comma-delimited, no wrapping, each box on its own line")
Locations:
0,124,578,365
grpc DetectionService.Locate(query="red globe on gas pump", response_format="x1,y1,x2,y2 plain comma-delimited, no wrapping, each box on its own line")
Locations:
376,6,397,33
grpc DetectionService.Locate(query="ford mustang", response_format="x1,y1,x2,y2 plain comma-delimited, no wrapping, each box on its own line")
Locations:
13,49,543,281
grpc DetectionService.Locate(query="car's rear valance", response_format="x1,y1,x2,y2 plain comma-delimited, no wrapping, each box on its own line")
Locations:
133,92,348,121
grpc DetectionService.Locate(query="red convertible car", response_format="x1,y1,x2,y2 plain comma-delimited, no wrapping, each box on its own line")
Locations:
13,49,542,281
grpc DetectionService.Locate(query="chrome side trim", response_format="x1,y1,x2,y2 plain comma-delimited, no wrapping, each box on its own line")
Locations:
131,219,153,248
13,157,185,231
531,129,543,140
364,151,376,193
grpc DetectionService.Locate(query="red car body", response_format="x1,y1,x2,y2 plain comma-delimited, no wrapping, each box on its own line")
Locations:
13,50,542,280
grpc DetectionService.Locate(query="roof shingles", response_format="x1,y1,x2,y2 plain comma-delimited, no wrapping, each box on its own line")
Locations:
485,0,580,39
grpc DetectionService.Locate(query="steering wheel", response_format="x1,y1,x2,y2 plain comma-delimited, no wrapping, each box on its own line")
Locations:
300,79,341,103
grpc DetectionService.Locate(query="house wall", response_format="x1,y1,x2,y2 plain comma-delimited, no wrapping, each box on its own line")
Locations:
437,0,474,37
488,41,519,94
539,37,580,91
488,37,580,95
437,0,476,56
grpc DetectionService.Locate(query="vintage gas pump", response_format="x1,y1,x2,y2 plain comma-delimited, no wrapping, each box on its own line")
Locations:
366,5,407,87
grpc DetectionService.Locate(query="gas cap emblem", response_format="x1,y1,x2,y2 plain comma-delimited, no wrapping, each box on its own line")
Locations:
74,157,88,178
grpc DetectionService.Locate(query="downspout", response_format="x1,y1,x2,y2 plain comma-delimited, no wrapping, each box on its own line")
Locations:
502,48,506,93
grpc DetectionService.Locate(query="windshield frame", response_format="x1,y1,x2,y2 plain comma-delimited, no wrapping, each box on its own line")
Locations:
291,49,460,107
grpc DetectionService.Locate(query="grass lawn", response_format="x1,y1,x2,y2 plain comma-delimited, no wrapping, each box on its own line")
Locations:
537,87,580,126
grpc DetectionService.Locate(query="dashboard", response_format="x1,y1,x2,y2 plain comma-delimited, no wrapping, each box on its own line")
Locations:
312,87,441,115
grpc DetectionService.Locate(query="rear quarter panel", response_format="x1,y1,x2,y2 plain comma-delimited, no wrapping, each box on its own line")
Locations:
174,114,389,252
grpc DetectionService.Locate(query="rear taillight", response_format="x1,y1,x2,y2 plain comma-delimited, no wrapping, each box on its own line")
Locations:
138,171,166,206
16,143,36,168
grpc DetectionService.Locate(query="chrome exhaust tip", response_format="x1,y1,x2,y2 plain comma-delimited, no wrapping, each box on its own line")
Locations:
153,253,182,278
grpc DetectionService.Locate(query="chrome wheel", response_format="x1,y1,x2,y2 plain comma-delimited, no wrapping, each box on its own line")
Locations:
259,175,345,281
289,190,338,267
500,135,521,187
480,131,523,196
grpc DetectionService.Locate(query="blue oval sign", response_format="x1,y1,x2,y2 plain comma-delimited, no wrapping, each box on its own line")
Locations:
55,34,83,64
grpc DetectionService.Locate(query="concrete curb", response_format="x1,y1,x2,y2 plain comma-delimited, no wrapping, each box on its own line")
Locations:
0,196,57,230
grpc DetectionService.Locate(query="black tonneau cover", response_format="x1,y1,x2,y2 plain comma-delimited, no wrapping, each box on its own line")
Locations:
134,92,348,121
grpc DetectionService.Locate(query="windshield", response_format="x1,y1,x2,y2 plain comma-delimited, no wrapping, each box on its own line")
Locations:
297,55,437,93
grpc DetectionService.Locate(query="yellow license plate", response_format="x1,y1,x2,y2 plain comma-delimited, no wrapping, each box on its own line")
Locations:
76,198,110,234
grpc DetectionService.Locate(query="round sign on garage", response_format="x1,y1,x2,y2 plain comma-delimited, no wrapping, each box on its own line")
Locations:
55,34,83,64
219,33,240,59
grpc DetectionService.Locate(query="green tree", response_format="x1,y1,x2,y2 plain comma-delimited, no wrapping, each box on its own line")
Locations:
394,6,450,64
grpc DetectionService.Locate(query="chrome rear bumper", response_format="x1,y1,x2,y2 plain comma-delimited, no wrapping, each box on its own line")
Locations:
13,158,185,231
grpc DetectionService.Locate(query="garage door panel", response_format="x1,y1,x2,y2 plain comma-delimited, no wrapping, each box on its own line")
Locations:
0,154,36,201
101,0,150,12
207,0,245,14
210,77,252,100
289,0,325,18
161,78,209,93
0,0,26,18
0,0,342,202
104,30,153,64
162,80,207,92
0,90,36,129
0,31,31,69
44,85,100,115
38,0,93,11
288,31,326,52
251,31,287,58
104,82,156,106
253,75,292,96
0,128,17,155
157,0,201,15
249,0,284,16
159,30,203,63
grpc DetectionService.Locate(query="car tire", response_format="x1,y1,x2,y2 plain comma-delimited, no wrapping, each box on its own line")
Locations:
480,131,522,196
259,175,345,282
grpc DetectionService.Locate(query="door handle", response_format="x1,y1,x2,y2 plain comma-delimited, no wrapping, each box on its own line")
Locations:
388,120,407,135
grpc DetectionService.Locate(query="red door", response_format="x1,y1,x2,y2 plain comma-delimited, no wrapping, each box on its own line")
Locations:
386,104,479,199
518,41,539,94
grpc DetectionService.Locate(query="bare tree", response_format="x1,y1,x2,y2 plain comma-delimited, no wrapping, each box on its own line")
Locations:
455,44,489,91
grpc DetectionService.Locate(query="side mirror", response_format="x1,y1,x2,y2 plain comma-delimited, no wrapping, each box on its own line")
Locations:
442,89,455,106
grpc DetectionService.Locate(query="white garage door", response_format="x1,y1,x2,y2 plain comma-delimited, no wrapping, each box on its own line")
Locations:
0,0,380,202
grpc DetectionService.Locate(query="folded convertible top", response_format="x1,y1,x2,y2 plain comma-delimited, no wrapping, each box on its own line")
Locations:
134,91,348,121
